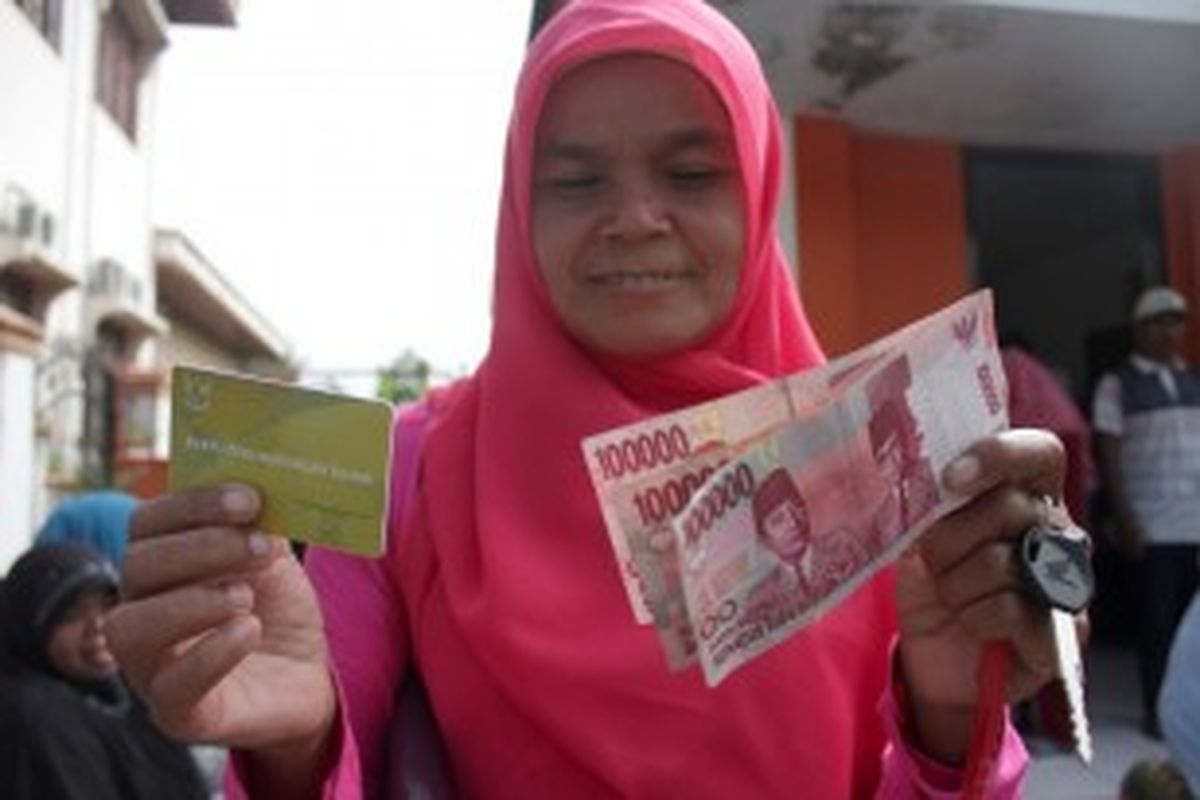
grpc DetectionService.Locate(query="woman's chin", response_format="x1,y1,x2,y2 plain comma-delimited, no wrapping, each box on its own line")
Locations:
576,319,716,361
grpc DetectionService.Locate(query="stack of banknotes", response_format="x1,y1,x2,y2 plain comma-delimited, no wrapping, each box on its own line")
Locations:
582,290,1091,759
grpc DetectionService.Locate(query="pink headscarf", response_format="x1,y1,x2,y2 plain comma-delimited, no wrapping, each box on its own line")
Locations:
402,2,889,795
494,0,823,406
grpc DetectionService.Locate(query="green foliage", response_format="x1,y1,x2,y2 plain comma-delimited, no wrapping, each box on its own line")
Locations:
376,349,433,405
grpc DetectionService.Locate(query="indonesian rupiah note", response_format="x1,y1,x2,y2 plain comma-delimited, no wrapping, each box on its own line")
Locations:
582,292,997,665
671,295,1009,685
584,290,1091,761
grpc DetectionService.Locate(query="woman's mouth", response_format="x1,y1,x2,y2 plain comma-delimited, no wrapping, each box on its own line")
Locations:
586,269,697,290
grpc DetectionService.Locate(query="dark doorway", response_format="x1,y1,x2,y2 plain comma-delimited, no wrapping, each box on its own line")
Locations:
966,149,1166,407
967,150,1168,646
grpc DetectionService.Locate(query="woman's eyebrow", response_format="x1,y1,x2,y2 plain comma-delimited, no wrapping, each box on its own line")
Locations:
538,140,601,163
665,126,733,152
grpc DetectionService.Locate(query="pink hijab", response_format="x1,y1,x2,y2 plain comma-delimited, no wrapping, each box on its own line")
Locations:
402,1,890,795
494,0,823,406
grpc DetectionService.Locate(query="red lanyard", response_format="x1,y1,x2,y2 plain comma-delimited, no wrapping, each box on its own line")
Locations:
962,641,1013,800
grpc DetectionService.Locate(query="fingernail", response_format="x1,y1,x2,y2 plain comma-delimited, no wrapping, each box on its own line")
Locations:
222,487,255,515
944,454,982,491
247,532,272,557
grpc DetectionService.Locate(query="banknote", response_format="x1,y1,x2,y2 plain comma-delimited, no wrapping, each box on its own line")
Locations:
670,296,1009,685
582,380,795,661
582,292,998,662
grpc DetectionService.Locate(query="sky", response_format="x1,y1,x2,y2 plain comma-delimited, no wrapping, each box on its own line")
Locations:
152,1,531,391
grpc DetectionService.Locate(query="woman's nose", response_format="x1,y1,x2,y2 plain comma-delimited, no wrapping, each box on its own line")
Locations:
85,611,107,637
601,183,671,241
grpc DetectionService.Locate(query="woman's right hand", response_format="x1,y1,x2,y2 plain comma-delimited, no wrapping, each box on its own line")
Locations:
107,484,336,759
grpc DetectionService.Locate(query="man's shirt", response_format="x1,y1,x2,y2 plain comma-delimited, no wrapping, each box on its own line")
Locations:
1092,354,1200,544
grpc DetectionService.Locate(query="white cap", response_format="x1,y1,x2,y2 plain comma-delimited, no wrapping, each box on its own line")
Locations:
1132,286,1187,323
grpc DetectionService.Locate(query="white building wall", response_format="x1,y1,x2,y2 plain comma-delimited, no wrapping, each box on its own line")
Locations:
2,0,172,545
0,2,72,268
0,352,36,570
87,115,156,310
1,2,76,568
38,0,102,522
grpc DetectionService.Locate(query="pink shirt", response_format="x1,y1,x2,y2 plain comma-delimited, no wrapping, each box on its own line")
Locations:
226,404,1028,799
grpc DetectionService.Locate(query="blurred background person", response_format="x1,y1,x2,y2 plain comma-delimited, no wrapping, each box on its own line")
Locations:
1092,286,1200,738
1120,759,1195,800
0,542,207,800
1160,591,1200,796
34,490,138,567
1001,338,1094,524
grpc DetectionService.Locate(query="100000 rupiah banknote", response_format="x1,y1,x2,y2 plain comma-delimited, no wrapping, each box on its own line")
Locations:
671,297,1009,685
581,292,1001,668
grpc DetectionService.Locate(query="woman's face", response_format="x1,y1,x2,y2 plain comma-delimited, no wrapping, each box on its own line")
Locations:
45,591,118,683
532,55,744,358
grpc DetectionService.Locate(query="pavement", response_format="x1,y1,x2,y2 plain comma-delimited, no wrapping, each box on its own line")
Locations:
1024,643,1170,799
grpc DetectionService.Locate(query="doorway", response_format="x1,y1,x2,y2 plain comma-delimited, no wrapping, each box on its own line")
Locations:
966,149,1166,407
967,149,1168,645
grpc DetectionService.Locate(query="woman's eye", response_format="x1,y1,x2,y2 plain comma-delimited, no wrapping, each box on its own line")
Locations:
547,173,601,192
667,166,724,186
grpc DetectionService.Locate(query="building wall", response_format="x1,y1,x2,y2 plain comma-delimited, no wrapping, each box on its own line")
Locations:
87,71,160,323
1163,144,1200,359
157,315,251,375
1,2,76,565
0,3,72,237
792,116,969,357
0,351,36,566
0,0,170,568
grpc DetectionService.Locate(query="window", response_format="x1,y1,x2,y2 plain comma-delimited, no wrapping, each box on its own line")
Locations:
96,7,142,140
0,272,36,317
12,0,62,50
115,372,159,457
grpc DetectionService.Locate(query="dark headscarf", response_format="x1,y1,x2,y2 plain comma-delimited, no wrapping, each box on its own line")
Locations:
0,543,119,676
0,545,207,800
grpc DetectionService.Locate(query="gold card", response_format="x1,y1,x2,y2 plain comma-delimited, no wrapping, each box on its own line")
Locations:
169,366,392,556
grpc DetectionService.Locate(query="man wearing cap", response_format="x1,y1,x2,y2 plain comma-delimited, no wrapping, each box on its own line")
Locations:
1093,285,1200,738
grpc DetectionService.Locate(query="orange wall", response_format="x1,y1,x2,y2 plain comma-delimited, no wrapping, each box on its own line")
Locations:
116,458,167,500
1163,145,1200,359
793,116,969,356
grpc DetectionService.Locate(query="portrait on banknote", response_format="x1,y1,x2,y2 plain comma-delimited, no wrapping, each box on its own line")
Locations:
746,468,816,608
865,356,939,548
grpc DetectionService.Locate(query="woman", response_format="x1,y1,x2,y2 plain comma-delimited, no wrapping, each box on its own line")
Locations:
107,1,1072,797
0,543,207,799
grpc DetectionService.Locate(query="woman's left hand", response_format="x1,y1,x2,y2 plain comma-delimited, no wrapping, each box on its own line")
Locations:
895,428,1088,763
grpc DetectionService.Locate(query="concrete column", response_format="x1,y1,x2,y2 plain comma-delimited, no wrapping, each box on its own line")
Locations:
0,348,37,571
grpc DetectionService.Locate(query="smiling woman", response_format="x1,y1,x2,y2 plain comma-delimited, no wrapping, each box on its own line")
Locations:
532,55,743,357
0,543,207,799
107,2,1072,798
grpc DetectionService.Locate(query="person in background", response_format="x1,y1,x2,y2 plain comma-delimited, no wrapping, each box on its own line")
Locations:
0,542,207,799
1120,759,1195,800
1092,286,1200,737
1160,591,1200,795
35,490,138,567
107,2,1080,797
1000,339,1094,524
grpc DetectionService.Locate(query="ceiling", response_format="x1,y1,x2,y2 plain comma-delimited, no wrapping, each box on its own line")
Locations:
713,0,1200,153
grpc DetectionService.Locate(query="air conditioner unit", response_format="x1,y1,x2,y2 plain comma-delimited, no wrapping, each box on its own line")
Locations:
88,258,144,306
13,201,56,249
